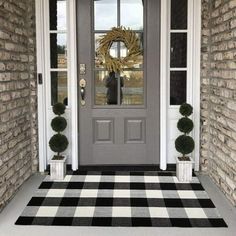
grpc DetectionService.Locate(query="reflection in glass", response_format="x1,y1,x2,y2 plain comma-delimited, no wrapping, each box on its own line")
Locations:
93,0,144,107
95,34,105,68
106,71,123,105
95,34,143,69
121,0,143,30
109,42,119,58
171,0,187,30
95,71,109,105
120,42,128,58
170,33,187,68
51,72,68,105
94,0,117,30
123,33,143,69
121,71,144,105
170,71,186,105
49,0,67,31
95,71,144,106
50,33,67,68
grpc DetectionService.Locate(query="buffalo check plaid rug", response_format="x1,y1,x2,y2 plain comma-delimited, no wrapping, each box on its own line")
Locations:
15,171,227,227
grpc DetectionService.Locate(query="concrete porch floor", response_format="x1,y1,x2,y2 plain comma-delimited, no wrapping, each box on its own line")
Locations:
0,173,235,236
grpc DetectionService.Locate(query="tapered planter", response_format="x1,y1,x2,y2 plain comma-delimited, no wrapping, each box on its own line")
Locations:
50,156,67,180
176,157,193,182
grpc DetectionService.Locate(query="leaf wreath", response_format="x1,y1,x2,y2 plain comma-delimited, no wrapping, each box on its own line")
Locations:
96,27,142,73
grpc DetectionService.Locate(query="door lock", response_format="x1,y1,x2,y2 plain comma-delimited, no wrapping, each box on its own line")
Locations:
79,78,86,88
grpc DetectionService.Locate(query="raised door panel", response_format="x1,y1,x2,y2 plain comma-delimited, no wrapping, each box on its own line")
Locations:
125,118,146,143
93,119,114,144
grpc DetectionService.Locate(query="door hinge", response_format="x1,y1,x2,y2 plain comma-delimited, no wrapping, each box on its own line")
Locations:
38,73,43,85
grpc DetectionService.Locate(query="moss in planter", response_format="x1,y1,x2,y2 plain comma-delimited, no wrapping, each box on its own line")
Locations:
177,156,191,161
52,155,65,160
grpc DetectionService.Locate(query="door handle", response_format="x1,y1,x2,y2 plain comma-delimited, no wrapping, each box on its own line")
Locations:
80,87,85,105
80,78,86,106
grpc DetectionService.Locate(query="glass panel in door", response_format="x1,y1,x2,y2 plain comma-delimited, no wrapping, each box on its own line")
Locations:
93,0,144,107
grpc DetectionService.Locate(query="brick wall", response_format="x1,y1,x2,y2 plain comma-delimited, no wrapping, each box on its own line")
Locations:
201,0,236,205
0,0,37,211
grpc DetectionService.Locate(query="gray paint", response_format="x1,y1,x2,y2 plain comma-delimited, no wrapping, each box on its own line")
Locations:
77,0,160,165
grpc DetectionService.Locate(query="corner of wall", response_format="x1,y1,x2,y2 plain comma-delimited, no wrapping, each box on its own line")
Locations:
200,0,236,206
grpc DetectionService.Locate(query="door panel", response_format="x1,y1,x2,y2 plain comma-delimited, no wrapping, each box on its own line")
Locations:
77,0,160,165
93,118,114,144
125,118,146,144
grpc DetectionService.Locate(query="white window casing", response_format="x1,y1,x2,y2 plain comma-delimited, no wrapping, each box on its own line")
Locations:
160,0,201,170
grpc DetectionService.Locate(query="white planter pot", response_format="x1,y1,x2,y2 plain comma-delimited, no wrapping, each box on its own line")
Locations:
176,157,194,182
49,156,67,180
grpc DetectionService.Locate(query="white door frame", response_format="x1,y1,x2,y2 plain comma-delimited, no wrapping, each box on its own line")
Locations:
68,0,78,170
35,0,47,171
160,0,201,171
36,0,201,172
36,0,78,172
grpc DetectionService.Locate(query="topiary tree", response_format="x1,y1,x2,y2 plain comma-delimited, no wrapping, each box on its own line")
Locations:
49,103,68,159
175,103,194,161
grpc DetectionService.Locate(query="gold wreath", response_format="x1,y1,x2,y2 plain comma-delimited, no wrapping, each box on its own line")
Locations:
96,27,142,72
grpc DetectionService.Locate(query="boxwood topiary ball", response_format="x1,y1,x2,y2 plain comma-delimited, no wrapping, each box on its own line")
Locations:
175,135,195,155
53,103,66,115
49,134,68,154
177,117,194,134
179,103,193,117
51,117,67,132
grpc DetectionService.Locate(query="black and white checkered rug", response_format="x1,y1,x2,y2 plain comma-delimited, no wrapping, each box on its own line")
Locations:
15,171,227,227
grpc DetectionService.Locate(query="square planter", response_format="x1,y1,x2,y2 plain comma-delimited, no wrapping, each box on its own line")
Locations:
49,156,67,180
176,157,194,182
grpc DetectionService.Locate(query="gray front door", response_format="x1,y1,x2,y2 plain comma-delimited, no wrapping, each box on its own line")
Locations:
77,0,160,165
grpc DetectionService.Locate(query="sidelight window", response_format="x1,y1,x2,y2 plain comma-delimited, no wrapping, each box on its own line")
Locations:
169,0,188,106
49,0,68,106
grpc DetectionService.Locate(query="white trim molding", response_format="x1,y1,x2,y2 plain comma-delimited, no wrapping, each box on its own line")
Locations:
192,0,201,171
35,0,47,172
36,0,79,171
68,0,79,171
36,0,201,172
160,0,168,170
160,0,201,171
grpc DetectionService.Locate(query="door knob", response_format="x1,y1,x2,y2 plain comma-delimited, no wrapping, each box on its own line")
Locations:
80,78,86,106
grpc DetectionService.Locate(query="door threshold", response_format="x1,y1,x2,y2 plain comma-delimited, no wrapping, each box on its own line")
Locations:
75,164,176,171
46,164,176,173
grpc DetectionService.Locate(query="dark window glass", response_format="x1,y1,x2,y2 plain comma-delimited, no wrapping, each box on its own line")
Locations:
170,33,187,68
171,0,187,29
49,0,67,31
50,33,67,68
170,71,186,105
51,72,68,105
